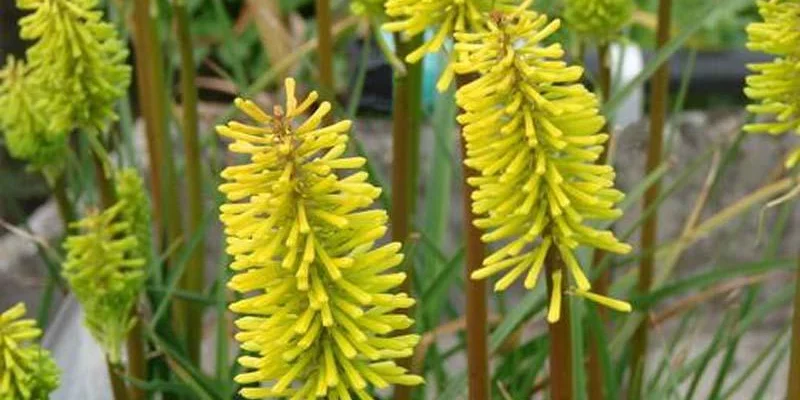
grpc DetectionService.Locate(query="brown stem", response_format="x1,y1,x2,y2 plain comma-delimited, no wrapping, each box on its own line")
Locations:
631,0,672,397
545,250,573,400
107,360,131,400
174,0,205,365
588,42,612,400
52,175,75,225
126,316,147,400
315,0,334,107
391,33,424,400
455,73,490,400
788,258,800,399
132,0,185,352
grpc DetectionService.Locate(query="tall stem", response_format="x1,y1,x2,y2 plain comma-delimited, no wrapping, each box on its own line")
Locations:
94,150,145,400
631,0,672,396
454,73,490,400
788,256,800,398
391,34,424,400
315,0,334,106
132,0,185,348
174,0,205,365
587,42,612,400
106,360,130,400
546,250,573,400
52,175,75,224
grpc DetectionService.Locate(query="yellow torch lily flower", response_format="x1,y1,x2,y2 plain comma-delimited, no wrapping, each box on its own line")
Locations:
744,0,800,167
454,5,633,323
217,78,422,399
0,303,60,400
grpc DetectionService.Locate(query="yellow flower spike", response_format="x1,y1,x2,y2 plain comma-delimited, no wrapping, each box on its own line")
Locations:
0,303,60,399
744,0,800,167
456,7,632,323
218,77,423,399
564,0,634,43
62,168,149,364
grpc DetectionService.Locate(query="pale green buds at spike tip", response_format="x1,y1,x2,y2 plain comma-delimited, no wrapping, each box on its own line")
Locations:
0,303,61,400
62,169,149,364
0,56,67,175
743,0,800,168
17,0,132,134
454,5,633,323
217,78,423,399
383,0,515,91
564,0,634,43
350,0,385,19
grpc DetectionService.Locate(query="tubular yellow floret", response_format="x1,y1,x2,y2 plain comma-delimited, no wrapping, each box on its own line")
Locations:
456,6,632,323
217,78,422,399
744,0,800,167
0,303,60,399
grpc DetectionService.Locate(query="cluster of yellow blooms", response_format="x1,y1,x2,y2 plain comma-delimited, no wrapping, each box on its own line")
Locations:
453,5,633,323
0,0,130,177
744,0,800,167
564,0,634,43
383,0,514,90
218,79,422,399
62,169,149,364
0,303,60,400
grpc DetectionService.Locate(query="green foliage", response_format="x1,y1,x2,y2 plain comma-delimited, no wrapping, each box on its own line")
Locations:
62,169,149,364
17,0,132,134
0,303,60,400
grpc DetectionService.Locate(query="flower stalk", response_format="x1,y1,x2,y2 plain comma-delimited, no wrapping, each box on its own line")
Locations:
131,0,186,353
316,0,335,104
545,251,573,400
631,0,673,396
456,72,490,400
389,27,425,400
174,0,205,365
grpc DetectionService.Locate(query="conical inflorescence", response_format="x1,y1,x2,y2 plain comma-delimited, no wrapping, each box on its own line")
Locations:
17,0,132,134
564,0,633,43
0,56,66,173
62,169,149,364
0,303,60,400
744,0,800,167
217,78,422,399
453,5,633,323
383,0,514,91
